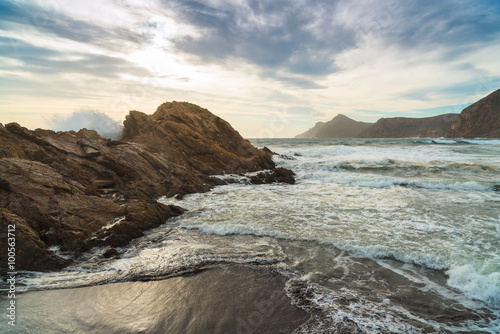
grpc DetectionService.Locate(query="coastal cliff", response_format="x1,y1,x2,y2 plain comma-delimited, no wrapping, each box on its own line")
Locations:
296,113,459,139
447,88,500,138
359,114,459,138
0,102,293,271
295,89,500,138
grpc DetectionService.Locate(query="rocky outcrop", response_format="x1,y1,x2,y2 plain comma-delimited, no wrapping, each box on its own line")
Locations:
250,168,296,185
122,102,275,174
0,129,187,268
447,89,500,138
0,208,70,271
359,114,459,138
0,102,291,271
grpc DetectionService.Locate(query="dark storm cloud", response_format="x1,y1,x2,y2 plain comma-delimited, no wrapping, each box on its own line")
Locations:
0,0,149,52
161,0,500,88
164,0,354,87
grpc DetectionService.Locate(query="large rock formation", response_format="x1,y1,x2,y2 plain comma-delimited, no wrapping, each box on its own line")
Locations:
122,102,275,174
359,114,459,138
0,102,291,271
447,88,500,138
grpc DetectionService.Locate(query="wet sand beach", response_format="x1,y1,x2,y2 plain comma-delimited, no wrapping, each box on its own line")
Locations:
1,265,310,334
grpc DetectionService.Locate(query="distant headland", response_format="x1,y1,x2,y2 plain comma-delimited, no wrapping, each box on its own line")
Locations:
296,89,500,138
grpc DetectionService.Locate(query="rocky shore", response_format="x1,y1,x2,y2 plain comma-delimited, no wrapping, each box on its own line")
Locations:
0,102,295,271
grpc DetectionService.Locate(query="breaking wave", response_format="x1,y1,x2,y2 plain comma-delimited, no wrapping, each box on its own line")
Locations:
49,110,123,140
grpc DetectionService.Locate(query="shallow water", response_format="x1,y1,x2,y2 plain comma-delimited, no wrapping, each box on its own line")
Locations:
2,138,499,333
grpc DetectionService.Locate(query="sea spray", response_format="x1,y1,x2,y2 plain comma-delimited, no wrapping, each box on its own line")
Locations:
50,110,123,140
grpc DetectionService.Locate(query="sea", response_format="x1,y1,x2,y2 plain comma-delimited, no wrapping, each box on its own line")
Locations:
2,138,500,333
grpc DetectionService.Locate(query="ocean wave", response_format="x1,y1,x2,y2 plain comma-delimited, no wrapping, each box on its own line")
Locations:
414,139,500,146
432,139,458,144
183,219,500,310
286,280,424,333
460,139,500,145
177,220,452,271
447,263,500,306
290,159,500,176
18,229,285,291
299,172,496,192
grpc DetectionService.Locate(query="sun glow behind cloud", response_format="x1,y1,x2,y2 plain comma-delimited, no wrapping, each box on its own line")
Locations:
0,0,499,137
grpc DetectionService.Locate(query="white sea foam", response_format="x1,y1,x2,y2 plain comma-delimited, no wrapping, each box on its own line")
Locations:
460,139,500,145
447,263,500,305
49,110,123,140
160,138,500,315
21,228,285,291
287,280,424,333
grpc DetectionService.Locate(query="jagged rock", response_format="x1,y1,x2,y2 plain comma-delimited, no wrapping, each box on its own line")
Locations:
102,247,120,259
0,101,295,271
279,154,295,160
0,208,71,271
250,168,296,185
122,102,276,174
83,146,100,156
262,146,277,155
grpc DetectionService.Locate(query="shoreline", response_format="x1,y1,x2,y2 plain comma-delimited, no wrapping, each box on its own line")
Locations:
1,264,311,334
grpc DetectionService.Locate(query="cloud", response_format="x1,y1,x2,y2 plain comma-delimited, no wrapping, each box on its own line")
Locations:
286,106,317,115
0,37,151,78
163,0,355,87
391,1,500,49
160,0,500,91
0,0,149,53
1,0,500,137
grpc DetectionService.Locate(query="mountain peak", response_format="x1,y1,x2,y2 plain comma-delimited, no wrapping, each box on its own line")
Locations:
296,114,373,138
333,113,349,119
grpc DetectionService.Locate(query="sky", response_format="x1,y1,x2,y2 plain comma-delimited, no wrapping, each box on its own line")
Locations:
1,0,500,138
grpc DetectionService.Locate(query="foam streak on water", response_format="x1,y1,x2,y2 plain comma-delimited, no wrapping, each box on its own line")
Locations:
160,138,500,332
